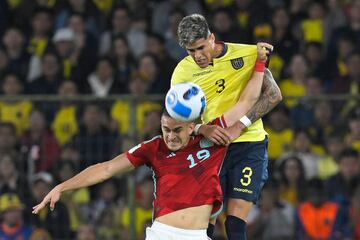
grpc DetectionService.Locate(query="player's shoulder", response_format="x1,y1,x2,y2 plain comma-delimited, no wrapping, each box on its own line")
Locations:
143,135,163,145
171,56,197,84
225,42,257,58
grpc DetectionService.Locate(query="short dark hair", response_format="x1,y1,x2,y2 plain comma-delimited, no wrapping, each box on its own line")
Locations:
177,14,211,48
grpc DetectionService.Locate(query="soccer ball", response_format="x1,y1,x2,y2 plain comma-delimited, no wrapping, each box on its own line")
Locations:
165,82,206,122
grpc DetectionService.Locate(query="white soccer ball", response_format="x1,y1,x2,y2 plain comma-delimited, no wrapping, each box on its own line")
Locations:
165,82,206,122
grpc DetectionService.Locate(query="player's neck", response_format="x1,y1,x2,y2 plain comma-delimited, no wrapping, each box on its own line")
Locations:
213,42,226,59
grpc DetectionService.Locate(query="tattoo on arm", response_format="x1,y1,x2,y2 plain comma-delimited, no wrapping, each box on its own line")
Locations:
246,69,282,122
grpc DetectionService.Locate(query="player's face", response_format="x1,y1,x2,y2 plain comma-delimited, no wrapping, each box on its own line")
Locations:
186,33,215,68
161,116,195,151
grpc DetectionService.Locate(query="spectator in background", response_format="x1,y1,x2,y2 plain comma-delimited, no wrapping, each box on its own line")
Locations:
52,27,84,84
76,223,97,240
296,178,351,239
325,34,356,87
327,0,360,60
164,9,187,61
110,35,136,93
307,101,335,154
301,1,325,44
110,71,162,136
85,57,121,97
0,193,34,239
55,0,99,36
317,133,344,180
97,208,123,240
290,77,323,130
0,154,30,202
27,51,62,95
303,42,325,79
276,155,307,206
137,53,167,94
26,172,71,239
59,144,81,169
52,80,79,146
345,108,360,151
247,179,295,240
70,103,116,169
0,123,21,164
67,13,98,88
88,179,121,223
99,5,146,58
146,32,177,82
151,0,203,38
2,27,29,77
280,54,308,108
326,148,360,207
120,176,154,240
21,109,61,173
265,105,293,163
0,72,33,135
53,160,90,235
279,129,320,179
27,7,53,58
270,7,298,64
211,8,241,43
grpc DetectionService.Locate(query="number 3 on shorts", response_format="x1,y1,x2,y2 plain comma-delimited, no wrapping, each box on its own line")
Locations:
240,167,253,186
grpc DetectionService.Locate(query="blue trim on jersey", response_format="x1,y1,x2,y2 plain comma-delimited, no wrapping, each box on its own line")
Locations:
210,202,224,219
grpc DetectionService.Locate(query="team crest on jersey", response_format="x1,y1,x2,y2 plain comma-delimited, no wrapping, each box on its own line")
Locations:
231,57,244,70
200,138,214,148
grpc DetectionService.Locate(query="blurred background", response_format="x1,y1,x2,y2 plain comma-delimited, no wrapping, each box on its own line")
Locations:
0,0,359,239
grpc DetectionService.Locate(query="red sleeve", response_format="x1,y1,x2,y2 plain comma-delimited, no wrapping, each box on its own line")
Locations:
208,115,228,128
126,136,160,168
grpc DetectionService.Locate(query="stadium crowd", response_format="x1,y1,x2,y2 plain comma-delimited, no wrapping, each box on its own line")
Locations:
0,0,359,239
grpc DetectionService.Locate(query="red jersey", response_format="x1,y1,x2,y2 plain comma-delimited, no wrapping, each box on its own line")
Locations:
126,117,227,219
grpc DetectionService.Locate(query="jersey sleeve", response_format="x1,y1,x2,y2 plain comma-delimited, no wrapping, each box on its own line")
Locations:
126,137,160,167
208,115,228,128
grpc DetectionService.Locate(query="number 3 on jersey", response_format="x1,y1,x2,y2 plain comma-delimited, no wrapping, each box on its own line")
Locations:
215,79,225,93
186,149,211,168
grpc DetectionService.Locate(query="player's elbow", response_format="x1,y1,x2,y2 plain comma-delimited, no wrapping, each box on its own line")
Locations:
274,88,283,103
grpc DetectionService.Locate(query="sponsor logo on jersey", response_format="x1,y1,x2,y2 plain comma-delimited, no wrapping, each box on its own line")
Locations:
200,138,214,148
193,69,212,77
230,57,244,70
166,152,176,158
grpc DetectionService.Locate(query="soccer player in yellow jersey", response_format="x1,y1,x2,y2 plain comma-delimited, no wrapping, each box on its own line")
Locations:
172,14,282,239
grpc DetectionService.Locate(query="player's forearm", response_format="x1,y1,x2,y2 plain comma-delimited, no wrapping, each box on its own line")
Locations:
223,71,264,126
245,69,282,123
58,154,133,192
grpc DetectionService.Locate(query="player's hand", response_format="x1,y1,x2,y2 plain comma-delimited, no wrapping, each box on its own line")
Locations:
198,125,231,146
32,185,62,214
226,121,246,140
256,42,273,62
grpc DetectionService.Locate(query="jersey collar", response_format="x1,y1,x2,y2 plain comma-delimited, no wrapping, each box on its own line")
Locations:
209,42,227,66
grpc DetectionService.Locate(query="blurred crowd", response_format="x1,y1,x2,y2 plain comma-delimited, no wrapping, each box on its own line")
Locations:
0,0,360,239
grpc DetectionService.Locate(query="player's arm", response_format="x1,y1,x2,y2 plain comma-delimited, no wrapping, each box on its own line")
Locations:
32,153,134,214
197,42,273,144
242,68,282,124
224,69,282,140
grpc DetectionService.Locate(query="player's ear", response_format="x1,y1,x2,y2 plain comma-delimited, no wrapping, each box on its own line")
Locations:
209,33,215,43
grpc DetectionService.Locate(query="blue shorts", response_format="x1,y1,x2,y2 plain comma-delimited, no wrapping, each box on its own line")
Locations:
220,137,268,203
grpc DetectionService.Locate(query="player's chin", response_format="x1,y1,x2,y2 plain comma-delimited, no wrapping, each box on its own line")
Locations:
167,142,181,151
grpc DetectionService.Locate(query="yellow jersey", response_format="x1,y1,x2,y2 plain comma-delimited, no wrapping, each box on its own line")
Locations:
0,100,33,135
111,100,162,135
51,105,79,146
171,43,266,142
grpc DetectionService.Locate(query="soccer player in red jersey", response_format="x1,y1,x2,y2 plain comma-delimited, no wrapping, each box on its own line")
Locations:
32,44,271,240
